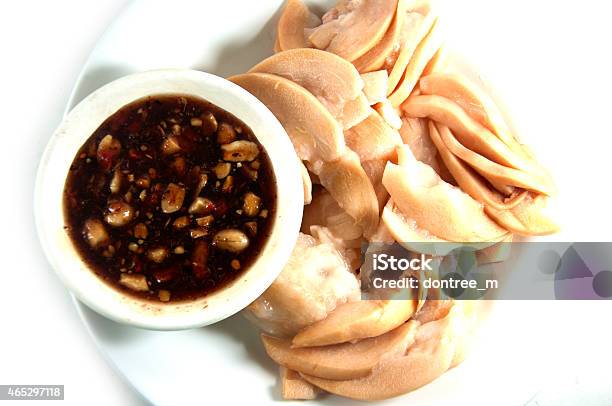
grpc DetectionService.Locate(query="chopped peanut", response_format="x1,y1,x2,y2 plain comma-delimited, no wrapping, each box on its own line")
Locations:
83,219,109,248
119,273,149,292
188,197,214,215
158,289,171,302
213,162,232,179
173,216,190,229
243,192,261,216
217,123,237,144
221,140,259,162
222,176,234,193
147,247,169,263
133,223,148,239
161,183,185,213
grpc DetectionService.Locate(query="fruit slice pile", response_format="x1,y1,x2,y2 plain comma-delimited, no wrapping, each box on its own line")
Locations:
234,0,559,401
264,300,482,401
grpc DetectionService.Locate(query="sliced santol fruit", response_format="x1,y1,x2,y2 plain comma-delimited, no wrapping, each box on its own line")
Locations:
411,46,447,96
387,7,436,94
263,321,419,380
419,72,524,155
399,117,436,163
413,298,453,324
293,299,417,348
353,0,410,72
273,36,282,53
245,233,360,337
322,212,364,242
429,122,529,210
383,198,506,255
388,18,443,106
277,0,321,51
486,192,560,236
310,226,364,271
373,100,402,129
399,117,453,183
229,73,345,162
362,158,390,210
301,189,360,238
307,0,398,62
448,301,481,368
361,70,389,105
382,151,508,242
299,159,313,205
309,150,380,237
382,199,455,256
279,366,320,400
401,94,534,172
422,45,447,76
249,48,365,128
340,93,371,130
436,121,556,196
312,225,362,256
344,110,402,162
369,222,395,243
301,304,458,401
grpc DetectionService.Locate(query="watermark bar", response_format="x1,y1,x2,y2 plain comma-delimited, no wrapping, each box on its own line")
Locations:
360,242,612,300
0,385,64,400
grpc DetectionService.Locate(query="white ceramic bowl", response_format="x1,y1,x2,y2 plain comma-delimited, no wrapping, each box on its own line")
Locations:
34,69,303,330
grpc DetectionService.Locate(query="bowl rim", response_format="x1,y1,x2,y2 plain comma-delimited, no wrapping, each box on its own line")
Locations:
34,68,303,330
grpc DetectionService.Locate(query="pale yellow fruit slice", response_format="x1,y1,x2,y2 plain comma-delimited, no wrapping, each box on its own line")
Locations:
299,159,312,205
368,222,395,243
361,158,390,211
419,72,523,154
340,93,371,130
413,298,453,324
373,100,402,129
388,18,442,106
249,48,364,128
485,192,560,236
387,9,436,94
344,110,402,162
310,150,380,237
353,0,409,73
301,304,458,401
245,233,360,337
398,117,454,183
382,198,504,255
436,122,556,196
307,0,398,62
277,0,321,51
273,36,282,53
279,366,320,400
401,94,533,172
292,299,417,348
301,189,362,239
382,198,454,256
422,45,447,76
229,72,345,162
361,70,389,105
429,122,529,210
411,45,447,96
382,156,508,242
263,321,419,380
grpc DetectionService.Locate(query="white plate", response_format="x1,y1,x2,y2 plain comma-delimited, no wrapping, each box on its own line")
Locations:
67,0,565,404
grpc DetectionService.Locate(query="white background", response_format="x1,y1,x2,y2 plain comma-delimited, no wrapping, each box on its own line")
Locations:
1,1,144,405
1,0,611,405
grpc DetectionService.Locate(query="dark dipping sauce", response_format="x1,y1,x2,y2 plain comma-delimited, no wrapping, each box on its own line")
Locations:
64,95,276,302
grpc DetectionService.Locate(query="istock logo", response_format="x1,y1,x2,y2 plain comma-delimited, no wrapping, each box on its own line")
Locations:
372,253,433,272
